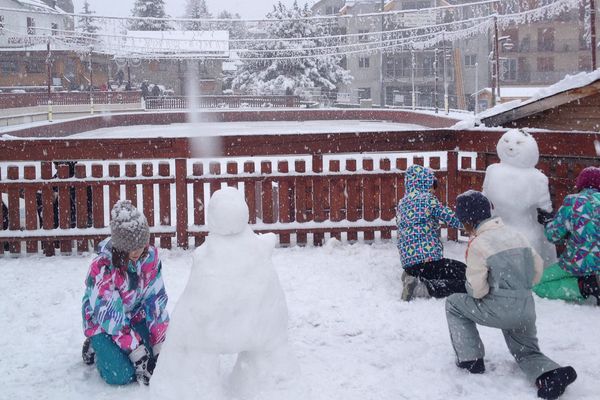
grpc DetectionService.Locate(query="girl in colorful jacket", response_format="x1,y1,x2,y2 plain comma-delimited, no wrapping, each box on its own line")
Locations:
396,164,466,300
533,166,600,304
81,200,169,385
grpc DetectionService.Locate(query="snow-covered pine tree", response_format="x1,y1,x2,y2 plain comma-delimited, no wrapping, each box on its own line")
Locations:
231,1,352,97
184,0,211,30
77,0,100,43
129,0,172,31
215,10,246,40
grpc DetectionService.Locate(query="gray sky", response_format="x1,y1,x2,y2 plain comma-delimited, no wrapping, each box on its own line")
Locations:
72,0,304,20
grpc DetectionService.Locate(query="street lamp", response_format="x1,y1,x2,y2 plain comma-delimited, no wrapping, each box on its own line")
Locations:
45,40,53,122
496,36,513,102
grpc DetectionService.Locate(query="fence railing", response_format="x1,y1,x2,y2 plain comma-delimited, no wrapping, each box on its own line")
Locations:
0,126,597,256
0,91,142,109
145,95,301,110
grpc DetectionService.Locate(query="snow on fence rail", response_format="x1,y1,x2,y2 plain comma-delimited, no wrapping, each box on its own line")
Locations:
0,127,597,257
144,95,301,110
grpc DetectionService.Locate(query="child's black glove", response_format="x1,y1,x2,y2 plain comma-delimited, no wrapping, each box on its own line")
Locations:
536,208,555,225
82,337,95,365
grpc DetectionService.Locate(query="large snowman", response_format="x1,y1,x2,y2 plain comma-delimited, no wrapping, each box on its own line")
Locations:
483,128,557,267
150,187,299,400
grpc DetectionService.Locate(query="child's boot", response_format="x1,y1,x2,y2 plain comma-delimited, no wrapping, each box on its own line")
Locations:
456,358,485,374
401,271,418,301
536,366,577,400
578,275,600,305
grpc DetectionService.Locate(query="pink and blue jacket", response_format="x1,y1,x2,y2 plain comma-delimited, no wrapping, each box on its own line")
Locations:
82,238,169,353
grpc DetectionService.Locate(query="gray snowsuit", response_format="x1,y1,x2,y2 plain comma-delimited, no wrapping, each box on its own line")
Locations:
445,217,563,382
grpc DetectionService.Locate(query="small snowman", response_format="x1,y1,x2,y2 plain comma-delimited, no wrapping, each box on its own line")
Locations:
483,129,557,267
150,187,298,400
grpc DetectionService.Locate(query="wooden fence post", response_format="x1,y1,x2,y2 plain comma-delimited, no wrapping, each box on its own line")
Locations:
158,162,171,249
447,151,459,241
24,166,38,253
175,158,188,249
312,155,326,246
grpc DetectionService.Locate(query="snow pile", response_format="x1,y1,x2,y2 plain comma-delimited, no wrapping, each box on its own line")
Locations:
1,241,598,399
150,187,300,399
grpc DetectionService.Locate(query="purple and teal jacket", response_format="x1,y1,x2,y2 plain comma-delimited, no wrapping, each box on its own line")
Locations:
396,165,462,268
545,188,599,276
82,238,169,353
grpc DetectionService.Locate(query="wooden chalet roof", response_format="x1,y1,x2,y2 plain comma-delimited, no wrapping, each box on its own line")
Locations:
480,73,600,129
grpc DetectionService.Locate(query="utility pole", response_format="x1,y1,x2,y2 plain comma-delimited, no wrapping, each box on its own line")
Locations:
434,49,438,113
442,32,449,115
411,49,416,110
474,62,479,115
89,46,94,114
380,0,386,108
591,0,597,70
46,40,52,122
491,15,500,107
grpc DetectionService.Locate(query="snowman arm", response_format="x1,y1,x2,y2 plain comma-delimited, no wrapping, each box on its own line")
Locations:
536,175,553,212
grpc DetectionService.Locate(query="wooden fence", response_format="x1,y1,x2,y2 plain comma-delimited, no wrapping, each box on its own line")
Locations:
0,128,598,256
0,91,142,109
145,95,301,110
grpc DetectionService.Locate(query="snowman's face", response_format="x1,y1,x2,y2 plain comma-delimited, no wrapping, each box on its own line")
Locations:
497,129,539,168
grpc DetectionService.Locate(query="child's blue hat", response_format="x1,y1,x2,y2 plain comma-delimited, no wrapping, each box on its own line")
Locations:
455,190,492,227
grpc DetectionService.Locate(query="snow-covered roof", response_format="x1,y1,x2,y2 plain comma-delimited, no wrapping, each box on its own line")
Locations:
11,0,66,14
480,86,549,99
480,69,600,126
113,30,229,59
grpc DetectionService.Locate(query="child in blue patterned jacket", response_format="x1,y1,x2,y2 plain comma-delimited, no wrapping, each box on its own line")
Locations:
396,164,466,301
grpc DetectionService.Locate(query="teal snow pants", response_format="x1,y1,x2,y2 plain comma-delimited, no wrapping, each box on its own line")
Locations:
90,321,153,385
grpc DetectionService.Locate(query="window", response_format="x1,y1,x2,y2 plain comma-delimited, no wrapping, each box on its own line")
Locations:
502,27,518,53
578,55,592,71
464,54,477,67
26,61,45,74
537,27,555,52
359,57,370,68
325,6,338,15
519,35,531,52
27,17,35,35
422,54,435,76
358,29,369,42
51,23,58,36
0,61,18,74
358,88,371,100
537,57,554,72
500,58,517,81
0,16,4,34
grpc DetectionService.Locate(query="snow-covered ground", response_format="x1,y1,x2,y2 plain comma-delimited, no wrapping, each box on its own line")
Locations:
67,120,428,139
1,240,597,400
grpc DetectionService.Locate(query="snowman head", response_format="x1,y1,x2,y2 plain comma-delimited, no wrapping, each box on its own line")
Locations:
207,187,249,236
496,129,539,168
